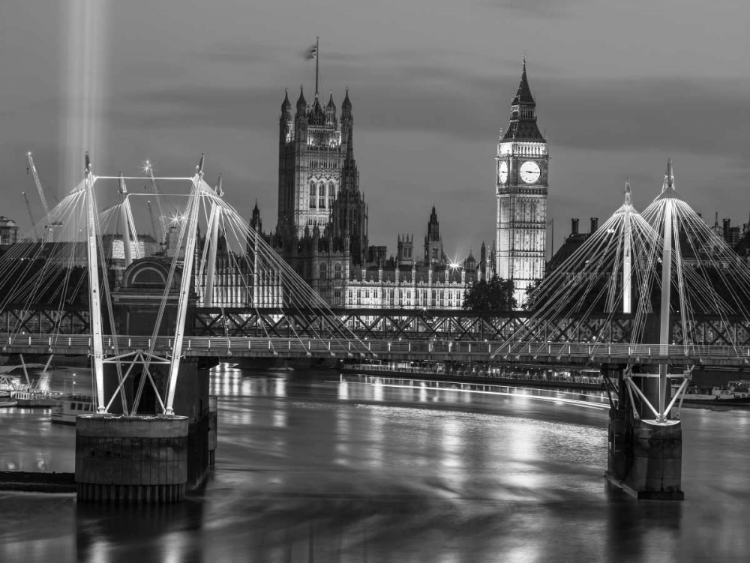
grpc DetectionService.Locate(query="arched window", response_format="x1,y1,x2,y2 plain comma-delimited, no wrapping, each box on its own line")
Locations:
319,182,326,209
334,263,342,279
328,182,335,208
320,263,327,280
309,181,317,209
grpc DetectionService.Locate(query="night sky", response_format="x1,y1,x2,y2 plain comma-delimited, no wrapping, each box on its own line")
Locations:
2,0,748,262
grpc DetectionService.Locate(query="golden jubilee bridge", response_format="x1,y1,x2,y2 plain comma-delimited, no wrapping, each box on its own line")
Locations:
3,306,750,368
3,154,750,501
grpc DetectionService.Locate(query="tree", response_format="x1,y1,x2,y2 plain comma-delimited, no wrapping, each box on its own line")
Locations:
523,278,543,311
462,276,516,312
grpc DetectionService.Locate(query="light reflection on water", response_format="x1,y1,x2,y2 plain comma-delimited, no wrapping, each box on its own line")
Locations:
1,367,749,562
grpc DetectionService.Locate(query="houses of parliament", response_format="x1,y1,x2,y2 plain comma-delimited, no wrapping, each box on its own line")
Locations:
245,62,547,310
0,62,551,310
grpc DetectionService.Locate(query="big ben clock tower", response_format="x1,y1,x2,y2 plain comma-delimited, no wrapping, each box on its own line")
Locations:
495,60,548,307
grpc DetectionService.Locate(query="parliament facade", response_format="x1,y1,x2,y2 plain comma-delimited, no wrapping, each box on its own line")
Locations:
247,82,494,310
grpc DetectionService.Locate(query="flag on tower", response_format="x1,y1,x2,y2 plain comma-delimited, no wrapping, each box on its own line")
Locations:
306,44,318,60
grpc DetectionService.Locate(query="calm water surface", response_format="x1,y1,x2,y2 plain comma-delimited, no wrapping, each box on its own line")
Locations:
1,365,749,562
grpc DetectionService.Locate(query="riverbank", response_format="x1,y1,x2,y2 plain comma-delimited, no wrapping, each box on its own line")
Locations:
0,471,75,493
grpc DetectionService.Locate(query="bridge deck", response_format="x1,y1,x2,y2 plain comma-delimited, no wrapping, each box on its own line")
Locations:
3,334,750,367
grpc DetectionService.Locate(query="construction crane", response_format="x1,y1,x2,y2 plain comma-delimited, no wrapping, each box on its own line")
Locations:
26,152,51,218
22,191,37,233
144,161,167,243
27,153,63,242
147,200,159,246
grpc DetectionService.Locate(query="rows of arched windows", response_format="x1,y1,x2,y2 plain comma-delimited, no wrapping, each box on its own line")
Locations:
345,286,464,309
309,180,337,209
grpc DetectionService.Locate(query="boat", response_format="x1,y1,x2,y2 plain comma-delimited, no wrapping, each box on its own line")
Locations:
232,357,337,372
50,394,95,425
13,390,64,408
675,380,750,406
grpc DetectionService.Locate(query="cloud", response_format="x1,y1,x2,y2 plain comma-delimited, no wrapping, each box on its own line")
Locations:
488,0,578,18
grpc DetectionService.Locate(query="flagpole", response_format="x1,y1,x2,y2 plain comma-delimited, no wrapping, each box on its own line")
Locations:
315,36,319,96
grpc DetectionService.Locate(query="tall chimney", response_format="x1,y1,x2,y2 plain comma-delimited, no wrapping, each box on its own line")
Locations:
590,217,599,233
571,218,579,235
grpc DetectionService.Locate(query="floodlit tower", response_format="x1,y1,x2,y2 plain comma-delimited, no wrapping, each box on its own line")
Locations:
495,60,549,307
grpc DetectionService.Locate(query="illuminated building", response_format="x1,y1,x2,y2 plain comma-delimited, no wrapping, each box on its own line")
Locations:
496,60,549,306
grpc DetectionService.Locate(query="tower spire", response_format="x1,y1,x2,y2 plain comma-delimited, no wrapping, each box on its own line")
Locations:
624,178,632,206
660,158,676,194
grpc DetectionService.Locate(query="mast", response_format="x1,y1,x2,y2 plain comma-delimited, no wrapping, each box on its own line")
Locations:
658,160,676,421
84,153,106,413
623,180,632,314
315,36,320,96
165,154,205,415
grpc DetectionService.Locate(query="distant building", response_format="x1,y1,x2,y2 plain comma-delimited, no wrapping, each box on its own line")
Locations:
253,196,484,310
344,263,475,310
0,216,19,246
708,213,741,247
547,218,599,274
247,69,485,311
424,206,445,265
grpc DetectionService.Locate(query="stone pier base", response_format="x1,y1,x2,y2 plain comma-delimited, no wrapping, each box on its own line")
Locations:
208,396,218,466
75,415,189,504
606,416,684,500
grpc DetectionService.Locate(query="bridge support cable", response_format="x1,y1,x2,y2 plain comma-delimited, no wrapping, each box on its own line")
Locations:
202,191,372,357
204,197,221,308
641,162,750,360
491,181,661,361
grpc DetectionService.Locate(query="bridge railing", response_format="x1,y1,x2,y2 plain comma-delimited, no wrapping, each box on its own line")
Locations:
3,333,750,364
497,341,750,362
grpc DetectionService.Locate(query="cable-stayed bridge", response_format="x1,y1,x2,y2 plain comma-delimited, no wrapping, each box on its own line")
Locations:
3,154,750,502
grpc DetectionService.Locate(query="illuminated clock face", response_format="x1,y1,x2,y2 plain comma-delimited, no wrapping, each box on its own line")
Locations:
499,161,508,184
520,161,541,184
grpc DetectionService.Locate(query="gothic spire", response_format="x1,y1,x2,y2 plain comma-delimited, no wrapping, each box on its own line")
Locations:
342,87,352,116
281,88,291,114
296,85,307,112
502,60,544,142
511,58,535,107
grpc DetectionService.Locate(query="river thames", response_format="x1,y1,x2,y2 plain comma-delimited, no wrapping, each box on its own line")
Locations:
1,366,749,562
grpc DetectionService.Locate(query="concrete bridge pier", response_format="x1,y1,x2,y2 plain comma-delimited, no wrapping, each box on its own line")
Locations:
75,415,188,503
603,364,683,500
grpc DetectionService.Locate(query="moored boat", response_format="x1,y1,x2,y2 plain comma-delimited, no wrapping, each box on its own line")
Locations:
50,394,95,425
13,390,63,408
675,380,750,405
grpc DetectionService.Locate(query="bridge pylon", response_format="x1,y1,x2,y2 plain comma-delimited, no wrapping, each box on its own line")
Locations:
605,163,686,500
75,154,215,504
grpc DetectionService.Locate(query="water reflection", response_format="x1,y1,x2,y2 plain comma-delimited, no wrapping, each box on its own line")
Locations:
1,369,750,562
